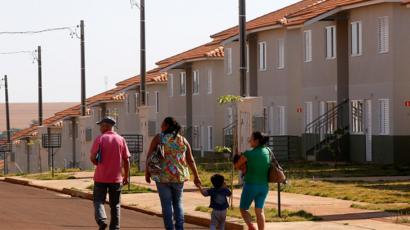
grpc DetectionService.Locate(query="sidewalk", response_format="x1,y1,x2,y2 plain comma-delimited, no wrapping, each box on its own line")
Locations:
5,172,409,230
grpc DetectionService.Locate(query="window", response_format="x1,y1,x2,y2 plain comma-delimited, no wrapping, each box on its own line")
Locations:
155,91,159,113
304,30,312,62
179,72,186,96
378,17,389,53
226,48,232,74
379,99,390,135
304,102,313,133
145,92,150,106
207,126,213,151
279,106,287,135
351,21,362,56
135,93,141,110
277,39,285,69
227,107,233,125
193,70,199,95
259,41,267,71
193,126,200,150
351,100,364,134
168,74,174,97
326,26,337,59
85,128,93,142
126,94,130,113
207,69,213,94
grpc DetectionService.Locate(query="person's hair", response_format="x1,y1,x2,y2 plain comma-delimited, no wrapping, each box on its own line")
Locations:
251,131,269,146
211,174,225,189
162,117,182,138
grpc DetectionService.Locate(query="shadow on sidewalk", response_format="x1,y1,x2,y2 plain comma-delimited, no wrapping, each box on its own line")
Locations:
319,211,395,221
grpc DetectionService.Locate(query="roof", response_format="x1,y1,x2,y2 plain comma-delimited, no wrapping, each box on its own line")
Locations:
11,68,166,141
210,0,319,42
156,42,224,70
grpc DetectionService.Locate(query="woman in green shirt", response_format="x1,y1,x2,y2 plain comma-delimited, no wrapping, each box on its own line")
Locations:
234,132,270,230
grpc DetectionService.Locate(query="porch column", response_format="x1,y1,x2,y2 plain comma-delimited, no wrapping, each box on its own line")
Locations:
248,34,258,96
185,64,193,144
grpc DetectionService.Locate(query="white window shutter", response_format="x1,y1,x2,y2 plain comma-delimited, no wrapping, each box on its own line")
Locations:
169,74,174,97
304,30,312,62
279,106,286,135
269,106,274,135
259,42,267,70
380,99,390,135
352,22,358,55
208,69,213,94
378,17,389,53
277,39,285,69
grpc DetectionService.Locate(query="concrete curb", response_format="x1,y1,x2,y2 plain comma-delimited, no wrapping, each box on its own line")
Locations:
3,177,246,230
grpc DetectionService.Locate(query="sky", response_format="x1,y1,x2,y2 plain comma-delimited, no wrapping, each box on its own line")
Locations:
0,0,299,103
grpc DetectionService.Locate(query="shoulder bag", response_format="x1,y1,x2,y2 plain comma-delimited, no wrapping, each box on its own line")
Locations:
266,147,286,183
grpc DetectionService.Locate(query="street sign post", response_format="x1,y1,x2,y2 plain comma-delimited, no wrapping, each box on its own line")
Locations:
42,133,61,178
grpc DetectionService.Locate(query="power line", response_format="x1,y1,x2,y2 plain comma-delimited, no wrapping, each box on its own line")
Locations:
0,26,79,38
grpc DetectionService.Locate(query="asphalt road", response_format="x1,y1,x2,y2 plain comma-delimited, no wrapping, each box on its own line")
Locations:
0,181,206,230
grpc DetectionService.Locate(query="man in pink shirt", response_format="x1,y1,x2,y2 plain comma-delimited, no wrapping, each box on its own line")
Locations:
90,117,130,230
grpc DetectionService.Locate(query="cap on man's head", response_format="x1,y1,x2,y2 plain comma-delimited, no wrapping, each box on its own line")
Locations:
96,116,116,126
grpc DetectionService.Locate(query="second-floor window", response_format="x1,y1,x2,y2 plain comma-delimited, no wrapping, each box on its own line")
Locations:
180,72,186,96
207,69,213,94
168,74,174,97
155,91,159,113
304,30,312,62
259,41,267,71
226,48,232,75
277,39,285,69
378,16,389,54
351,21,362,56
193,70,199,95
326,26,337,59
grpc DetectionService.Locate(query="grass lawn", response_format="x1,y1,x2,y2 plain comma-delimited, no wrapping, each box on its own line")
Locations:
197,162,410,214
24,172,76,180
86,184,153,194
272,179,410,213
195,206,321,222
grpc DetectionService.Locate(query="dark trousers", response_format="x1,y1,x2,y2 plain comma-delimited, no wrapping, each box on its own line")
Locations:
93,182,122,230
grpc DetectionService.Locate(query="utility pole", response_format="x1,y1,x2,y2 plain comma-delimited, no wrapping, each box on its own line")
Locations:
239,0,247,97
37,46,43,126
80,20,86,116
140,0,146,106
4,75,11,175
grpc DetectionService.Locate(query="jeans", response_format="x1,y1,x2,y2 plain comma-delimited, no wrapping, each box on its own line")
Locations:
93,182,122,230
156,182,184,230
210,209,227,230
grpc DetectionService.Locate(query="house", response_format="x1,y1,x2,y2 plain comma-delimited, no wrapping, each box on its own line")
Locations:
156,39,231,159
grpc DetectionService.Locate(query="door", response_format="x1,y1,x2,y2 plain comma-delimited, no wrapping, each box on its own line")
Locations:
200,126,205,158
364,100,372,162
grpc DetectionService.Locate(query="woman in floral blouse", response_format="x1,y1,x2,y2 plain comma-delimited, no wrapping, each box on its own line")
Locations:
145,117,201,230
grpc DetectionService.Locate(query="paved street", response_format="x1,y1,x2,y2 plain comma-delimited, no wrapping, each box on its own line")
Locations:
0,182,206,230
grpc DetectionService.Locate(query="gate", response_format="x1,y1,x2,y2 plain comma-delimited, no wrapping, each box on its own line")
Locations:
121,134,143,168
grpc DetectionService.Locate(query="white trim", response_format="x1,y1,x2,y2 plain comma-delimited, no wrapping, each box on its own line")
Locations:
207,126,213,151
378,16,389,54
379,99,390,135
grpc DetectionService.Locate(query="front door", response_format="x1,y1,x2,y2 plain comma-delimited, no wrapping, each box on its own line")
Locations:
364,100,372,162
